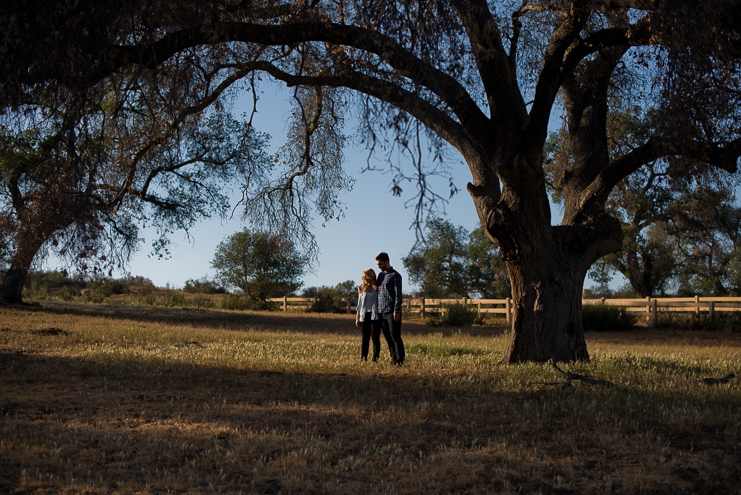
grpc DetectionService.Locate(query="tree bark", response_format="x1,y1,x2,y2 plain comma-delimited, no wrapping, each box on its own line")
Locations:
1,212,71,304
467,148,623,363
624,250,651,298
2,232,41,304
504,245,590,363
2,266,29,304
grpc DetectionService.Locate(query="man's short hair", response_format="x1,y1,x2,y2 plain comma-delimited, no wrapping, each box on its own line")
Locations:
375,252,390,262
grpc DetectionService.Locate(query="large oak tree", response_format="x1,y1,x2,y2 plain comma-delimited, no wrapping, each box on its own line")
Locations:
3,0,741,362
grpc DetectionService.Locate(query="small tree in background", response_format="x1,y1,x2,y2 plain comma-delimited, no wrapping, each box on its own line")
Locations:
403,218,471,299
467,227,511,299
334,280,357,298
212,230,306,301
403,219,510,299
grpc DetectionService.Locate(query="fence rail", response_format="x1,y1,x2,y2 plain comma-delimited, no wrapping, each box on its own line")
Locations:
268,295,741,325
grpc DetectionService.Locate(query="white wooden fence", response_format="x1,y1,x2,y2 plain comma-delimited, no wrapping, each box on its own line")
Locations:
268,295,741,325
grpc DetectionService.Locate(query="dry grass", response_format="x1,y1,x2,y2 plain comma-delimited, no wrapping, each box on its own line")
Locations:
1,302,740,494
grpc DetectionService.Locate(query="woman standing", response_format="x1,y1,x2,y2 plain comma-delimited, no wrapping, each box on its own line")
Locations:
355,268,381,362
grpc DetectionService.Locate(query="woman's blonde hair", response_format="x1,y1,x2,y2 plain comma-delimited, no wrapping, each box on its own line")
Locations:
360,268,378,292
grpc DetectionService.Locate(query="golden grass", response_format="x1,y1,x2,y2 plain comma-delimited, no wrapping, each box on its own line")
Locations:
1,302,740,494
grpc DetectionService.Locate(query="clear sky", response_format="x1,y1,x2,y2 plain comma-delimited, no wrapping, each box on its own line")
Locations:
44,83,620,293
116,84,486,292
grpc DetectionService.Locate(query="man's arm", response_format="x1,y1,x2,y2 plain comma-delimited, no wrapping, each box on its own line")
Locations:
393,272,403,318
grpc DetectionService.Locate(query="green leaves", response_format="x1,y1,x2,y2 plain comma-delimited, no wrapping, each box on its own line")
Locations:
402,218,509,299
211,229,308,301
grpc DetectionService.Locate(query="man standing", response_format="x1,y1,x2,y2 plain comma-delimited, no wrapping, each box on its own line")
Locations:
376,252,405,366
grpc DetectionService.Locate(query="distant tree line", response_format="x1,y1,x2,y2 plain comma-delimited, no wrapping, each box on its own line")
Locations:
10,196,741,308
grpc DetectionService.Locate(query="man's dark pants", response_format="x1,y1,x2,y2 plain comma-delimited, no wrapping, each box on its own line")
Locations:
379,312,405,364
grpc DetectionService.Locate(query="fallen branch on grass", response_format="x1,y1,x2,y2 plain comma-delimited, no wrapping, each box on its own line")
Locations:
536,362,616,389
698,373,735,386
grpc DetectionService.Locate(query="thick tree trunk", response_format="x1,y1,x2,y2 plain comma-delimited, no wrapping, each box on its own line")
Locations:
498,215,623,363
1,222,54,304
2,266,29,304
624,251,650,298
467,150,623,364
504,246,589,363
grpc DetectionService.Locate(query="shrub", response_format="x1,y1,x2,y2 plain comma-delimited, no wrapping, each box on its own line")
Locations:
23,282,50,301
25,270,79,290
138,285,154,297
23,270,85,301
191,294,216,310
183,277,226,294
426,303,480,328
655,312,741,333
161,293,187,307
307,292,347,314
90,290,106,304
87,279,126,297
54,285,78,301
219,294,277,311
119,275,155,289
582,304,635,331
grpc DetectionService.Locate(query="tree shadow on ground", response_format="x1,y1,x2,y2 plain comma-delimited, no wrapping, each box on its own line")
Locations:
23,301,509,337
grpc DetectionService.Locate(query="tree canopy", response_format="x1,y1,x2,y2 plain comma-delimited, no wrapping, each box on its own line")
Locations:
3,0,741,362
0,108,270,303
403,218,510,299
546,107,741,297
211,229,307,301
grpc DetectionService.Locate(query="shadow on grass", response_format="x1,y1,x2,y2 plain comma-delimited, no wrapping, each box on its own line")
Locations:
2,343,739,495
0,349,519,457
22,301,509,337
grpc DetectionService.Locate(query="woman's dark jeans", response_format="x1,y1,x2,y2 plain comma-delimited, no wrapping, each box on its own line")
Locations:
361,314,381,361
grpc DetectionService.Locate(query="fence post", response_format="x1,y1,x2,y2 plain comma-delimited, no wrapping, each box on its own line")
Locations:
421,297,426,318
505,297,511,323
346,296,351,314
283,295,287,311
645,296,650,320
651,298,657,326
709,300,715,321
461,296,467,306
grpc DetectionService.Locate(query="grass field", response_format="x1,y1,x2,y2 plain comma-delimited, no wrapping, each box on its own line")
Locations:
1,302,740,494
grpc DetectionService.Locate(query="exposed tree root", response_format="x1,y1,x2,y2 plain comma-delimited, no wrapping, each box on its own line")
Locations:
534,362,616,390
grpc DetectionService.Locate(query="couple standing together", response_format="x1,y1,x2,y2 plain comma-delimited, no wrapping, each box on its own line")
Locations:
354,252,405,367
